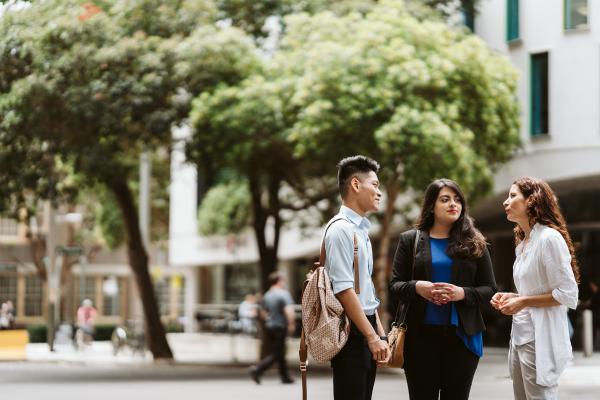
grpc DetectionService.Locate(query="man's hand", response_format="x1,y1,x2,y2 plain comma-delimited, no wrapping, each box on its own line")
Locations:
376,341,391,367
431,283,465,303
366,334,389,363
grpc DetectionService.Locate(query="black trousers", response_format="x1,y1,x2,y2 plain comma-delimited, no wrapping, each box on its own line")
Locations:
331,314,377,400
404,325,479,400
255,327,291,381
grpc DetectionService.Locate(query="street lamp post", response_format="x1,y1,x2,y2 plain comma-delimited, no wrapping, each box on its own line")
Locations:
44,204,83,351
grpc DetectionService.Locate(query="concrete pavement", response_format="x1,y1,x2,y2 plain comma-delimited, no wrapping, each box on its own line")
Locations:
1,354,600,399
2,333,600,399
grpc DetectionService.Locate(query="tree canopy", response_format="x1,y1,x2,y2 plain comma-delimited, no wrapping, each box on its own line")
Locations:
0,0,258,358
188,0,520,298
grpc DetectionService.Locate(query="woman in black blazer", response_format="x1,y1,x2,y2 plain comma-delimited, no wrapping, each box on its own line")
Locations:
389,179,496,400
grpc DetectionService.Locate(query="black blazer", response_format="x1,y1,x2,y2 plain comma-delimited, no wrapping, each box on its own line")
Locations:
389,229,497,336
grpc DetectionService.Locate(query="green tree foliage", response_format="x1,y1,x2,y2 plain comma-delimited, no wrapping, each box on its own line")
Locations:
215,0,375,39
197,180,251,236
188,0,520,302
280,0,520,310
0,0,257,358
282,1,519,193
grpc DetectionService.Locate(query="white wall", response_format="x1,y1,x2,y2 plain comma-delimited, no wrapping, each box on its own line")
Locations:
476,0,600,192
169,126,199,267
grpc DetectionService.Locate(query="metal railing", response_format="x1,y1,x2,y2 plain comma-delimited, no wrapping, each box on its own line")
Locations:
193,303,302,336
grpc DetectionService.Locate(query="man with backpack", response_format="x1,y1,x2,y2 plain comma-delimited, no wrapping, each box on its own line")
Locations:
324,155,390,400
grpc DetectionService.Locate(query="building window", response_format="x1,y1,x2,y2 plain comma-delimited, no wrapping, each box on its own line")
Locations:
75,277,96,309
462,7,475,32
0,218,19,236
154,278,170,316
0,276,17,312
564,0,588,30
102,277,122,316
224,264,259,303
531,53,549,136
25,275,43,316
506,0,519,42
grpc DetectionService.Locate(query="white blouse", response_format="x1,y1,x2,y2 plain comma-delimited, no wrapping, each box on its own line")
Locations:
511,223,579,387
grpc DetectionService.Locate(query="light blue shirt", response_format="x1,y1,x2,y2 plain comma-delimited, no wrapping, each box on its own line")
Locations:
324,206,380,315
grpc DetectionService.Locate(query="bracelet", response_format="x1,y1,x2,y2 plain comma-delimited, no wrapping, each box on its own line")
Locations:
367,335,380,344
379,336,388,343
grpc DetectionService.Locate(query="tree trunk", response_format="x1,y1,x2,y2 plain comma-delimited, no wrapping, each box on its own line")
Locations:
249,175,281,293
109,178,173,359
249,174,284,359
374,177,400,330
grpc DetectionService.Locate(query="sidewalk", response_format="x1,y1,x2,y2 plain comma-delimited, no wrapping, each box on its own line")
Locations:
24,333,299,365
5,333,600,399
21,333,600,379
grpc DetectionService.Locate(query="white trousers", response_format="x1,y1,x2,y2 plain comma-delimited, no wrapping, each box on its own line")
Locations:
509,341,558,400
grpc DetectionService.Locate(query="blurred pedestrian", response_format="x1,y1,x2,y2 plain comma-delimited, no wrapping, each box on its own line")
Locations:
5,300,15,328
389,178,496,400
238,294,258,336
0,301,13,329
76,298,97,343
250,272,295,384
491,177,579,400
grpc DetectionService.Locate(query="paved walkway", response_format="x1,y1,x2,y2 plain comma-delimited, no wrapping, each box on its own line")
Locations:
5,333,600,399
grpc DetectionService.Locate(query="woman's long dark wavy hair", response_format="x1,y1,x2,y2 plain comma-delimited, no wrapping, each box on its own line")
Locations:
416,179,487,259
512,177,580,282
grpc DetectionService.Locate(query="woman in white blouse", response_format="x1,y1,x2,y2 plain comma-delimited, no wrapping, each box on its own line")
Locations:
491,177,579,400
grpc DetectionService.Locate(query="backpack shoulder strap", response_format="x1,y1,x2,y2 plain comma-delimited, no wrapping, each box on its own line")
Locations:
318,217,360,294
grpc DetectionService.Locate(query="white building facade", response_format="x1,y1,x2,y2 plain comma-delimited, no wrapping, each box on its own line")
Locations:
472,0,600,302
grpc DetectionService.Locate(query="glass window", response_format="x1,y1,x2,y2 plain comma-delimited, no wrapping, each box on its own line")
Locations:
565,0,588,30
224,264,259,303
506,0,520,42
0,218,19,236
0,276,17,313
462,7,475,32
25,275,43,316
170,275,185,318
102,277,122,316
531,53,549,136
154,278,170,316
75,277,96,309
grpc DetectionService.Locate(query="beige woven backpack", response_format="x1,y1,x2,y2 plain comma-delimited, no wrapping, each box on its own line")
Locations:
299,218,359,400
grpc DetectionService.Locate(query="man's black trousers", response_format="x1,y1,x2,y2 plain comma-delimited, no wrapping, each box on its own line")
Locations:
331,314,378,400
255,327,291,381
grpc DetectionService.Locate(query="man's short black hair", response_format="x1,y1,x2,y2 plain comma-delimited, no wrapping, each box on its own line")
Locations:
337,155,380,198
268,271,284,287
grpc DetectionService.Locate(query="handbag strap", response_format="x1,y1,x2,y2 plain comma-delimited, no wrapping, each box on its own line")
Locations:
393,229,420,325
300,217,359,400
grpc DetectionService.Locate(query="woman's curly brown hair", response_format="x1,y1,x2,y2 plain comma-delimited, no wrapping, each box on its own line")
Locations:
513,177,580,283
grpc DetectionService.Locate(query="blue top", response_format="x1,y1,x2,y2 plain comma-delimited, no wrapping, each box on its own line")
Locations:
324,206,380,315
424,238,483,358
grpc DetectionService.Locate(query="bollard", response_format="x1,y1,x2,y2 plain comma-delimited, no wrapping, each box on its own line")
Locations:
582,309,593,357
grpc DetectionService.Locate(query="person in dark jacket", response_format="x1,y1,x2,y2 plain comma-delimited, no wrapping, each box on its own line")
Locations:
389,178,497,400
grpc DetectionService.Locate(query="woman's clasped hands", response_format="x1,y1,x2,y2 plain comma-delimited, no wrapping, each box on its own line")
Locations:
490,292,525,315
417,281,465,305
